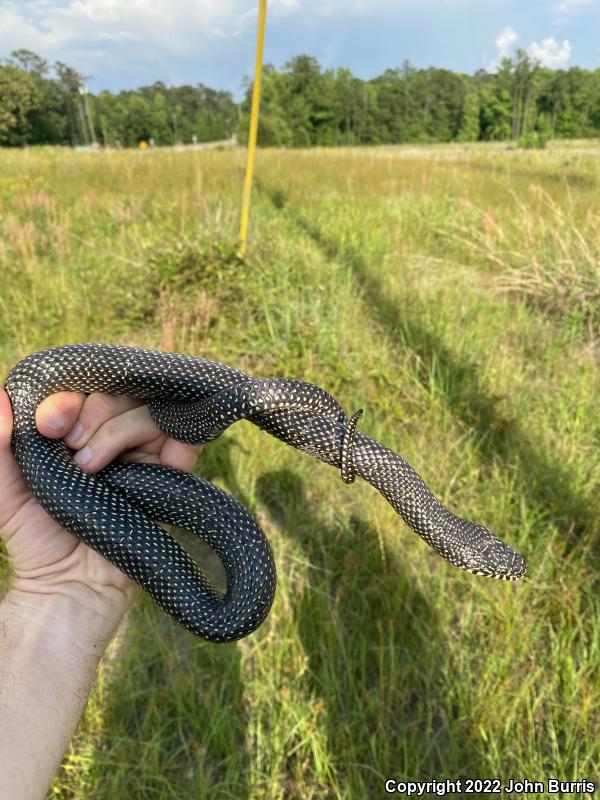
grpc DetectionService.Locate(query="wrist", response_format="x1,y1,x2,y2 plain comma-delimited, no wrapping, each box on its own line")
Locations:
0,587,132,800
4,584,133,659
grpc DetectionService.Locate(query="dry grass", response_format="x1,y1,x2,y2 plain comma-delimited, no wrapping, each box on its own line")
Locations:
452,186,600,337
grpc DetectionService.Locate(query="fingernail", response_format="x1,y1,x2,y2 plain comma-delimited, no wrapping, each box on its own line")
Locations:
47,414,66,431
74,446,91,465
69,422,84,441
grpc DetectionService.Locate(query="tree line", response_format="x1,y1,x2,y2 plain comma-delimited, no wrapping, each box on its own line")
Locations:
1,49,599,148
0,49,237,148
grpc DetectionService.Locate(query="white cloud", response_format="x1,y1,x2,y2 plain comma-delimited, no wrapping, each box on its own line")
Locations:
495,25,519,58
0,1,262,58
484,25,518,70
528,36,572,66
556,0,595,13
487,25,573,71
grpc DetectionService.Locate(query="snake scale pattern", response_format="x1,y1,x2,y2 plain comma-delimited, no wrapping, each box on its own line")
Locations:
5,344,527,642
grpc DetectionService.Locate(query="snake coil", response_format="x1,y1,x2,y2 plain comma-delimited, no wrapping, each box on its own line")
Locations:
5,344,526,642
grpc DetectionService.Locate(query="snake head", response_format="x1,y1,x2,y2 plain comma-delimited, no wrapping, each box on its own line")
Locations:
425,505,527,580
458,523,528,581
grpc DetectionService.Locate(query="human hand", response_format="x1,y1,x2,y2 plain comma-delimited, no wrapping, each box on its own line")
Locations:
0,388,202,626
0,387,204,800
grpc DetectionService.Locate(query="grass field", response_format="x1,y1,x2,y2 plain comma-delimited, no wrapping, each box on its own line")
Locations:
0,141,599,799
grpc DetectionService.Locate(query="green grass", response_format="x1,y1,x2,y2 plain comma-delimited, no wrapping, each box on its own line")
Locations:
0,141,598,799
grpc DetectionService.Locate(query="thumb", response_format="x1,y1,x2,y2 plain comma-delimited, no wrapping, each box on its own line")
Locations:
0,387,33,530
0,387,14,452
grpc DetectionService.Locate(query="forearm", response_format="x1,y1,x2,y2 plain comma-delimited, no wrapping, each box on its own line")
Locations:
0,589,129,800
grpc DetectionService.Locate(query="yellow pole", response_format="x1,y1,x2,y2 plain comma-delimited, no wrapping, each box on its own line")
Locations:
239,0,267,258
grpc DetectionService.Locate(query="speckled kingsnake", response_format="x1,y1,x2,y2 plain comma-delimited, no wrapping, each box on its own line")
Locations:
5,344,527,642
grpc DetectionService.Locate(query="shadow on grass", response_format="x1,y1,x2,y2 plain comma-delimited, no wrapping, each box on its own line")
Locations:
94,431,488,792
255,468,485,790
260,182,596,561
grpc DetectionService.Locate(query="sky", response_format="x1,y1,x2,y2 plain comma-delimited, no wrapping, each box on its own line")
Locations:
1,0,599,97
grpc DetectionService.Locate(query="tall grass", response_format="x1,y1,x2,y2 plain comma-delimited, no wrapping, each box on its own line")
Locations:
0,142,598,799
452,187,600,337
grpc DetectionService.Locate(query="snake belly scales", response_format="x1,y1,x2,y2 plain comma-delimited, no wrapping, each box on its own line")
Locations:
4,344,527,642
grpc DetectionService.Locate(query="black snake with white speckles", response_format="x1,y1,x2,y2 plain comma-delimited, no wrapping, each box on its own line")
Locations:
4,344,526,642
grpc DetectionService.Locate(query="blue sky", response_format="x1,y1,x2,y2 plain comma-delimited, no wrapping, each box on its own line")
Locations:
1,0,599,97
